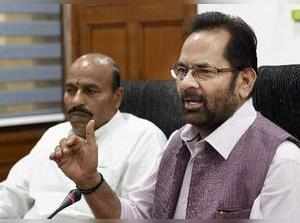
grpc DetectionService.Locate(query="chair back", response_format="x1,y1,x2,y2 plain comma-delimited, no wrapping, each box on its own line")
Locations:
120,80,184,137
253,65,300,139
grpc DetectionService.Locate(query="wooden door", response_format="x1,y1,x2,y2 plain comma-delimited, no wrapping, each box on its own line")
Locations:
69,0,196,80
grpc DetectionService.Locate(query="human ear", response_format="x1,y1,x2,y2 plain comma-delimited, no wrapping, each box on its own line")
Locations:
113,87,124,109
236,68,257,99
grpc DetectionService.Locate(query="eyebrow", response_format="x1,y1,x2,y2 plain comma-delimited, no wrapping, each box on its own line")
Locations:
82,83,99,88
65,82,75,87
177,62,213,68
193,63,212,68
65,82,100,89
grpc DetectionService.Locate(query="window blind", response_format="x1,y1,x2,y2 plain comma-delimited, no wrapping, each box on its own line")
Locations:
0,2,64,127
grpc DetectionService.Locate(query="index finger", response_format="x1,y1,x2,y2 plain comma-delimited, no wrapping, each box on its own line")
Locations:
86,119,96,147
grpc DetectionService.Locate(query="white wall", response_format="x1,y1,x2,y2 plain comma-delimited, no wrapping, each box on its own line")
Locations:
197,0,300,66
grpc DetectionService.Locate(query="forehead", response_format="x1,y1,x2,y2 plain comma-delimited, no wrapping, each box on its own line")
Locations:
66,59,113,86
179,29,231,65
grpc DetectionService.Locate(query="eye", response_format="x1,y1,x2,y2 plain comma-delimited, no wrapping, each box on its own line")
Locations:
198,68,210,73
174,65,189,77
176,65,187,72
193,68,216,80
85,88,99,95
65,86,76,95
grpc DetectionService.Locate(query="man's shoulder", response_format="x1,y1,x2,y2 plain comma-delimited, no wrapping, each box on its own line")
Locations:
42,121,71,138
254,113,297,140
28,122,71,156
275,140,300,163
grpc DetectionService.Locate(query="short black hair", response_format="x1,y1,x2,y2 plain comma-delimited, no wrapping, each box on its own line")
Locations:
111,63,121,92
188,11,258,73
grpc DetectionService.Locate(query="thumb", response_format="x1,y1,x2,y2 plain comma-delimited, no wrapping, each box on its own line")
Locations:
86,119,96,147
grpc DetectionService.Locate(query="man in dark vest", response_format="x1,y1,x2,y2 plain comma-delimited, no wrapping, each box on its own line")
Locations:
50,12,300,219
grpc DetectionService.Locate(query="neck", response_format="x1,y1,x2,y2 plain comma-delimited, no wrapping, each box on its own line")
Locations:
198,100,248,139
198,125,217,140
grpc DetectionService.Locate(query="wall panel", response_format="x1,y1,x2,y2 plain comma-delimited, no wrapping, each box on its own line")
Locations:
70,0,196,80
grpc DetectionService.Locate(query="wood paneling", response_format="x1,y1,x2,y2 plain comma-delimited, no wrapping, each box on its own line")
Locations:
143,22,183,79
70,0,196,80
0,123,57,181
91,24,128,77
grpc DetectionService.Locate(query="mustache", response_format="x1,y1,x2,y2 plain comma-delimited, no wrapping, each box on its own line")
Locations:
181,89,205,101
67,106,93,116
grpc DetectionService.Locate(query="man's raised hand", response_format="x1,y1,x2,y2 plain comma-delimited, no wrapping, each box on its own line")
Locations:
50,120,100,187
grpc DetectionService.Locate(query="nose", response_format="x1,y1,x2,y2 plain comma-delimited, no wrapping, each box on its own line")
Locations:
178,70,199,90
71,90,85,106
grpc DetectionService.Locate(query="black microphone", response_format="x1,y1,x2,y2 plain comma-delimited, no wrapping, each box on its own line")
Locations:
47,189,82,219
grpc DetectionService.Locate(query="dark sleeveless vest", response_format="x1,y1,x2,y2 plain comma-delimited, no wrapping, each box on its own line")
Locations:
152,113,299,219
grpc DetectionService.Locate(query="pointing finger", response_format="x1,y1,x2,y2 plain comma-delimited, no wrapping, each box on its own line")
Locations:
86,120,96,147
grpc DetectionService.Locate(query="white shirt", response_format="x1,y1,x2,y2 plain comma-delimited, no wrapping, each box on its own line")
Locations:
0,111,167,219
121,99,300,219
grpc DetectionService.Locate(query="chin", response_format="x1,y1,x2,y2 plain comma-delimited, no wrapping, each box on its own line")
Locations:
71,124,86,138
183,113,207,126
74,129,86,138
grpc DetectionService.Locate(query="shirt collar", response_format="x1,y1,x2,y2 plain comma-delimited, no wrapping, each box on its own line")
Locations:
94,110,122,141
181,98,257,160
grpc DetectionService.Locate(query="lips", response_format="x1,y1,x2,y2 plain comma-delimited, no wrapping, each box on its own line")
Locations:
182,94,205,111
69,111,92,117
68,111,93,123
184,100,203,111
184,100,203,110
